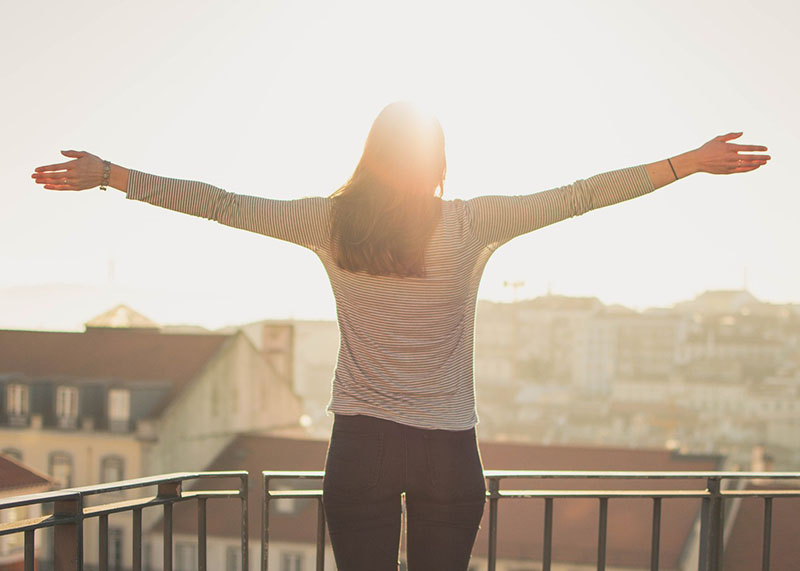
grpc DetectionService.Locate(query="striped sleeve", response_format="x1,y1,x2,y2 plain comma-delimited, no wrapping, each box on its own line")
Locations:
126,170,331,251
464,165,655,249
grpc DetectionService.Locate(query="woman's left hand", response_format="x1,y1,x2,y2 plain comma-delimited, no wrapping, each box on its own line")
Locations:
692,133,770,175
31,150,105,191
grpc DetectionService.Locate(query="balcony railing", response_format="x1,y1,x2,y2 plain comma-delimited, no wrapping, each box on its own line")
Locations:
263,470,800,571
0,471,248,571
1,470,799,570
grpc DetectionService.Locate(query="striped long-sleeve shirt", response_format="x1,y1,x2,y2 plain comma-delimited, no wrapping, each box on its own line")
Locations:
127,166,654,430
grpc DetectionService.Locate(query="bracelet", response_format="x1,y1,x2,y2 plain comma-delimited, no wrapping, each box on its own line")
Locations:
667,158,679,181
99,160,111,191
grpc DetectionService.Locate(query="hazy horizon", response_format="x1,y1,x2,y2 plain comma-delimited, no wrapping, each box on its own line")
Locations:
1,279,793,333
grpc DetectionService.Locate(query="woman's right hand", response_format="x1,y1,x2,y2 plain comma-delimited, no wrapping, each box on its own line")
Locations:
32,150,105,191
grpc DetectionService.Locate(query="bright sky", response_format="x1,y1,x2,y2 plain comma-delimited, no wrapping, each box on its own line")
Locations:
2,0,798,331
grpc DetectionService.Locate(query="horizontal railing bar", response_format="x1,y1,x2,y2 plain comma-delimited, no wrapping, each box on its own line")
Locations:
263,471,325,479
71,471,248,496
182,490,242,499
261,470,800,483
0,491,81,510
0,513,79,536
263,488,800,500
498,490,711,499
720,490,800,498
483,470,800,480
83,496,160,517
266,490,323,499
0,472,246,511
81,490,244,519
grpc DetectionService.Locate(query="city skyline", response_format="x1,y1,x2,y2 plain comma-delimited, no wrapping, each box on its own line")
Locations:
0,279,794,333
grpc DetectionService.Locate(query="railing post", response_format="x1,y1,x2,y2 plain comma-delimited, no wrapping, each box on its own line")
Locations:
99,513,109,571
24,530,34,571
158,481,182,571
487,477,500,571
762,497,772,571
132,507,143,571
198,498,207,571
543,497,553,571
53,496,83,571
316,498,326,571
651,497,661,571
241,473,249,571
706,477,724,571
597,498,608,571
262,474,271,571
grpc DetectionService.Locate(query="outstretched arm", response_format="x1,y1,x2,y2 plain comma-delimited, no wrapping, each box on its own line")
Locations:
31,151,331,251
32,150,130,192
464,132,770,249
646,132,769,190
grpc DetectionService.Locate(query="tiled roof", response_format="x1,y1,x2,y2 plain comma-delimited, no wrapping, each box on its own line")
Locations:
161,435,721,568
0,454,53,492
0,328,231,411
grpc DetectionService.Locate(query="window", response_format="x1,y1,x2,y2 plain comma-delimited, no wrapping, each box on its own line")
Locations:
175,541,196,571
108,389,130,431
280,551,303,571
55,386,78,428
100,455,125,483
108,527,123,571
48,451,73,488
6,384,29,417
225,545,241,571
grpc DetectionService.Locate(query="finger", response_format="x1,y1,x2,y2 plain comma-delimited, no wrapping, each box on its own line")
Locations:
34,160,75,172
730,144,768,152
732,163,764,173
731,159,769,170
34,174,75,185
43,183,77,191
716,132,743,142
60,150,87,158
735,154,771,162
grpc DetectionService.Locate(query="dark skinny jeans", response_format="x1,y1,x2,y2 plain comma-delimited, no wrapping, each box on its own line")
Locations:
322,414,486,571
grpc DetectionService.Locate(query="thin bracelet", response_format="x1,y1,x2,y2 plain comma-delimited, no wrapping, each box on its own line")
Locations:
667,158,679,181
99,160,111,191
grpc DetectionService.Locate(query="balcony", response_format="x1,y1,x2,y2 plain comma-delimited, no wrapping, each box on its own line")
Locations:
0,470,798,570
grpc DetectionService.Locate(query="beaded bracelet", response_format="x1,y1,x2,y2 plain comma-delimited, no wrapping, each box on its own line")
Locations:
99,160,111,191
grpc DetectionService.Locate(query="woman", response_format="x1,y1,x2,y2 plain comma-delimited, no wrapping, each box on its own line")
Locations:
32,103,769,570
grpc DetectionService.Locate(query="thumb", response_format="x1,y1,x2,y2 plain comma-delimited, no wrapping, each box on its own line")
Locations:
61,150,87,158
715,132,743,142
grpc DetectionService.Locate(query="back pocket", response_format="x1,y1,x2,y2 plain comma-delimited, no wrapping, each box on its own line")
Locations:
324,430,385,495
423,430,486,501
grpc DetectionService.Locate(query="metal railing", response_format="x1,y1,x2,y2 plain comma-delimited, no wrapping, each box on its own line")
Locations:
0,471,248,571
2,469,798,570
263,470,800,571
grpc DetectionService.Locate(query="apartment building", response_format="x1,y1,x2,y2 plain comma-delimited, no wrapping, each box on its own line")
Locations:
0,305,304,570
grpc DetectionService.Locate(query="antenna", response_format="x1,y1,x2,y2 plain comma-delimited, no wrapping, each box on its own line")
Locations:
503,280,525,303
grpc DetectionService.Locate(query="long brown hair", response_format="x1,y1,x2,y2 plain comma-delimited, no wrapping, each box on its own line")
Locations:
330,102,446,277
